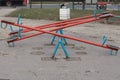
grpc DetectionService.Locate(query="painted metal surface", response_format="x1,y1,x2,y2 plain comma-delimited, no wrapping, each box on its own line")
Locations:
51,29,67,45
1,13,118,51
52,38,69,58
8,13,112,43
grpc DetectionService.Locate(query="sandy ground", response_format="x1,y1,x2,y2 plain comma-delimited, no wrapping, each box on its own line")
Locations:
0,9,120,80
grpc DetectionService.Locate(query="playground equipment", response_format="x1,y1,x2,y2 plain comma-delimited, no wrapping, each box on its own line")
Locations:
0,11,119,58
107,15,120,24
96,2,107,10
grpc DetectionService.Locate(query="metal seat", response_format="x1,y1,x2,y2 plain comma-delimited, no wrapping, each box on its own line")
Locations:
7,37,18,43
99,14,113,18
101,11,110,14
107,44,120,50
9,30,19,35
107,44,120,55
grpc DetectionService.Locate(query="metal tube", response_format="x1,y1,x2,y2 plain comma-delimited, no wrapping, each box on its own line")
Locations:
1,14,117,51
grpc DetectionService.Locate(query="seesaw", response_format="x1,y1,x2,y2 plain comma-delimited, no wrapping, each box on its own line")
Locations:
0,11,119,58
4,12,111,43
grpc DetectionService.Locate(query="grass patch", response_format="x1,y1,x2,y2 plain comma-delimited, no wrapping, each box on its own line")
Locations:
6,8,93,20
7,8,59,20
111,10,120,15
6,8,120,21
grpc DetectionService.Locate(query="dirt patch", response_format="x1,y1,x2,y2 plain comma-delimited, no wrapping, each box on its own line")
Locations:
65,44,75,46
64,57,81,61
107,39,115,42
41,57,81,61
32,47,43,50
44,44,56,46
41,57,57,61
76,52,87,55
74,46,86,50
0,51,9,56
30,51,45,55
44,43,75,47
85,25,95,27
89,36,98,39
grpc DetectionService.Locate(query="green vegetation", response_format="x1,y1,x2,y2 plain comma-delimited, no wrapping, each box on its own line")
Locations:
6,9,120,21
6,9,93,20
112,10,120,15
7,9,59,20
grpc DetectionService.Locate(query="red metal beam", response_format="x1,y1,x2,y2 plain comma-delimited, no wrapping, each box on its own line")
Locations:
8,16,97,43
20,11,112,33
9,14,98,35
18,14,101,33
1,14,117,51
9,13,107,36
9,12,112,37
8,15,105,42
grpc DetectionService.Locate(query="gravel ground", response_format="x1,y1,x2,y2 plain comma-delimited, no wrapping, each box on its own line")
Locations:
0,9,120,80
0,8,16,17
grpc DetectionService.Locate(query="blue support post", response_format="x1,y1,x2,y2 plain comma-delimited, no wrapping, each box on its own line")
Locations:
52,38,69,59
18,27,22,38
94,10,97,17
1,23,8,29
108,16,120,23
102,35,107,45
107,17,115,23
98,7,102,14
17,14,22,38
8,25,15,47
110,50,113,55
59,29,67,44
101,36,119,55
8,42,14,47
7,14,23,47
17,14,21,24
0,23,2,28
60,39,69,58
115,51,118,55
0,23,7,29
52,39,60,57
51,30,59,44
51,29,67,44
9,25,14,32
110,50,118,55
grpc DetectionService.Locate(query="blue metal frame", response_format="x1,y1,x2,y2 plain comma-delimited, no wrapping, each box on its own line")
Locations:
94,10,97,17
17,14,21,24
0,23,1,27
51,29,67,45
110,50,118,55
98,7,102,14
17,14,22,38
8,42,15,47
101,35,118,55
102,35,107,45
52,38,69,58
107,16,120,23
0,22,7,29
7,14,23,47
9,25,14,32
8,25,15,47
